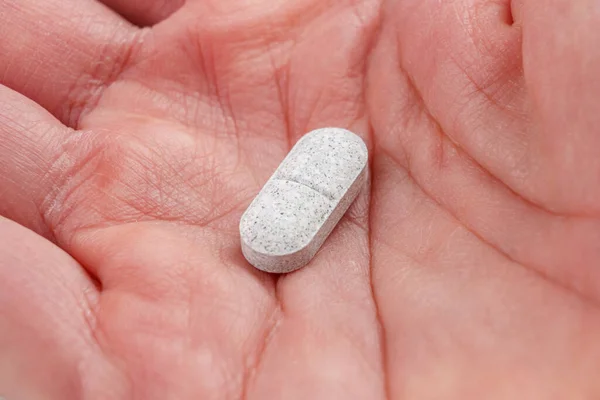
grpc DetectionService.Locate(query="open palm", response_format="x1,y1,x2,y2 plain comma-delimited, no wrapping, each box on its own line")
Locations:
1,0,600,398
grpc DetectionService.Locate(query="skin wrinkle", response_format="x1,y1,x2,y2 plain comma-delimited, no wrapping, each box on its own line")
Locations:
449,52,524,118
181,26,260,141
268,43,293,149
189,0,329,42
380,144,600,312
241,305,283,400
219,78,242,141
40,131,124,239
90,290,151,399
57,157,254,237
393,42,449,174
65,28,148,129
40,256,102,354
301,86,327,136
48,136,169,237
41,124,260,242
21,57,45,96
445,35,528,152
0,118,64,237
124,137,214,213
387,25,600,302
360,7,388,397
79,286,102,358
367,165,390,400
194,35,228,129
393,16,600,221
187,24,223,103
396,8,600,220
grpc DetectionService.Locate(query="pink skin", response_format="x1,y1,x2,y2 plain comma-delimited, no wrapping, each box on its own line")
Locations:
0,0,599,398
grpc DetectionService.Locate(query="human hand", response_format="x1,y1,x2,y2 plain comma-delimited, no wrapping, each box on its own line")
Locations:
1,0,599,398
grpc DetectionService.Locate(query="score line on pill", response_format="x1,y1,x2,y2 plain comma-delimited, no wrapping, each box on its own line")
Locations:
239,127,368,274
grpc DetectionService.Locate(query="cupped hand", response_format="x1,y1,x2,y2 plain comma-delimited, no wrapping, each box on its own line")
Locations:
1,0,600,398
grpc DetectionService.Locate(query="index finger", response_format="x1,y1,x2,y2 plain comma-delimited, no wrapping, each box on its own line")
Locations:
0,0,141,128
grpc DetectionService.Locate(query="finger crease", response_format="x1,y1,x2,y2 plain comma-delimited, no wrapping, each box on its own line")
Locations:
63,28,148,129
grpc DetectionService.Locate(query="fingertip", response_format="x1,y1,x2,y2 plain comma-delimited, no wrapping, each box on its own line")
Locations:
98,0,186,27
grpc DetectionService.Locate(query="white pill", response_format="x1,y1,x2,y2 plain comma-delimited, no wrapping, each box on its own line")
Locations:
239,127,368,273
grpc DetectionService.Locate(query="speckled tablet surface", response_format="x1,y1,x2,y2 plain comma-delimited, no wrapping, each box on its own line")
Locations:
239,128,368,273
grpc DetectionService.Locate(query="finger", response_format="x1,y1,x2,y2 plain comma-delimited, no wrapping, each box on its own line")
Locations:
98,0,185,26
0,0,141,128
521,0,600,213
0,84,74,237
0,217,118,399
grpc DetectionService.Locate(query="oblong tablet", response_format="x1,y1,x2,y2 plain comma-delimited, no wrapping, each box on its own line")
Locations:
239,127,368,273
